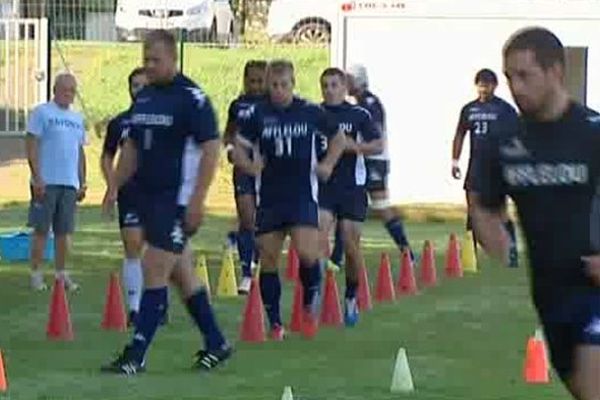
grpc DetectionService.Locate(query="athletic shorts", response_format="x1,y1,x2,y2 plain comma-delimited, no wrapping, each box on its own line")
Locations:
319,184,368,222
140,191,188,254
255,201,319,236
117,189,142,229
463,159,476,191
366,159,389,192
536,289,600,384
28,185,77,235
233,167,256,197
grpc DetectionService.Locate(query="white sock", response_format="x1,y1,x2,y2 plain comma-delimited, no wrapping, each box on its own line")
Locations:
122,258,143,312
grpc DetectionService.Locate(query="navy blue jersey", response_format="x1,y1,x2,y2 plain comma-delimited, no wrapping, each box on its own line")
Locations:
358,90,387,161
320,101,380,188
238,97,338,207
227,93,265,158
457,96,519,159
128,74,219,203
474,102,600,303
103,108,139,194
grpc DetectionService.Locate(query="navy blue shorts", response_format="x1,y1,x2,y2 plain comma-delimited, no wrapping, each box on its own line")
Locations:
255,201,319,235
233,167,256,197
319,184,368,222
140,191,188,254
536,290,600,383
366,159,388,192
117,189,142,229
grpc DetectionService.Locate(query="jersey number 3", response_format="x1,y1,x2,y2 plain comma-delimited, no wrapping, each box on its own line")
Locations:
275,136,293,157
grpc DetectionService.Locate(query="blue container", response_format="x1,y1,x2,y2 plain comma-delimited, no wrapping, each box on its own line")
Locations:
0,231,54,262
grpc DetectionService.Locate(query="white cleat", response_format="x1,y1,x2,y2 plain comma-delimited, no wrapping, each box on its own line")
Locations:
30,271,48,291
238,276,252,295
56,271,80,292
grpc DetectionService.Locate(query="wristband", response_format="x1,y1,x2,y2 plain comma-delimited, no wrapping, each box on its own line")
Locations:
452,159,459,168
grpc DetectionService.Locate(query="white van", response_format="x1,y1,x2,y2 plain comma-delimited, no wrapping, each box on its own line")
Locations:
115,0,235,43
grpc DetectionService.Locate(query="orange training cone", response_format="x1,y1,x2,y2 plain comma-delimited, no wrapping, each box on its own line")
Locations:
397,249,418,296
420,240,437,287
285,246,299,282
357,262,372,311
375,253,395,302
46,278,74,341
523,337,549,384
101,272,128,332
320,269,342,327
240,277,266,343
290,278,304,332
0,350,7,392
445,233,463,278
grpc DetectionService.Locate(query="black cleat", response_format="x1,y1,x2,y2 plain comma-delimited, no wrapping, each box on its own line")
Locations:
193,345,233,371
101,345,145,376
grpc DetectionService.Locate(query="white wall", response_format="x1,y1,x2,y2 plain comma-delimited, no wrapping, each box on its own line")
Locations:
337,13,600,205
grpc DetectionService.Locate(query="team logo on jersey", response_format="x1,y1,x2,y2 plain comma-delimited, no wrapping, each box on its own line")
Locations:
170,221,185,246
500,137,530,158
186,87,207,108
123,212,139,225
503,163,589,187
237,105,255,120
120,127,130,140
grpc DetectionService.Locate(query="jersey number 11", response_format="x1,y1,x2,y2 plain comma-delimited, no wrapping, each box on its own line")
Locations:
275,136,293,157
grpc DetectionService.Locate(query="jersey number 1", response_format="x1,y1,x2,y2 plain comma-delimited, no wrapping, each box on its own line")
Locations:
275,136,292,157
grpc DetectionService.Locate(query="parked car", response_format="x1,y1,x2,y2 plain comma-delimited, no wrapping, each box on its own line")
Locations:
266,0,337,44
115,0,236,43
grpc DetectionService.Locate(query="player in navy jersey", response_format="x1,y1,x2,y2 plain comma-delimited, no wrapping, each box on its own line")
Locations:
452,69,520,268
101,29,231,375
318,68,382,327
101,67,153,328
223,60,267,295
233,60,346,340
329,64,413,268
472,27,600,399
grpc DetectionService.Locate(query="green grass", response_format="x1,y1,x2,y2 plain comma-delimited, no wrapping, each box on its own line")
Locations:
0,204,569,400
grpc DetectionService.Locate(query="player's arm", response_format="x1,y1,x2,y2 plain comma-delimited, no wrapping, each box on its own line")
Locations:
189,137,220,219
349,111,383,155
469,136,510,265
317,110,346,180
100,118,120,189
223,101,238,146
232,107,262,176
451,106,469,178
112,139,138,191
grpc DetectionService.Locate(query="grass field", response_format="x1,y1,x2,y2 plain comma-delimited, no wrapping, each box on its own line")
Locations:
0,204,569,400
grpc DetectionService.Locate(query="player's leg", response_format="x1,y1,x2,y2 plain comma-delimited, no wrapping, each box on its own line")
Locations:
170,245,232,370
330,219,344,267
234,169,257,294
465,190,478,253
498,202,519,268
28,184,54,291
256,228,287,340
318,208,336,266
52,186,79,291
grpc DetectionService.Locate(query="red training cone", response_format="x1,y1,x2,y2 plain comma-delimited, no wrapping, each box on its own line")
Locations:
0,349,7,392
320,270,342,327
375,253,395,302
420,240,437,287
357,262,372,311
290,278,304,332
101,272,127,332
46,278,74,341
240,277,266,343
445,233,463,278
285,246,299,282
397,249,418,296
523,337,550,383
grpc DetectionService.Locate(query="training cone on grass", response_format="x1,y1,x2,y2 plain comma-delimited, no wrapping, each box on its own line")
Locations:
217,248,238,298
196,253,211,298
320,269,342,327
101,272,127,332
397,249,418,296
281,386,294,400
46,278,74,341
390,347,415,393
461,231,478,273
420,240,437,287
357,262,372,312
523,336,549,384
375,252,395,302
0,350,7,393
239,277,266,343
445,233,463,278
290,279,304,332
285,246,299,282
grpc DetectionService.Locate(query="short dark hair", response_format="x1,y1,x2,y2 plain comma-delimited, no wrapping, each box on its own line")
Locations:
267,59,295,76
144,29,177,56
474,68,497,85
244,60,267,77
503,27,565,70
128,67,145,87
320,67,347,84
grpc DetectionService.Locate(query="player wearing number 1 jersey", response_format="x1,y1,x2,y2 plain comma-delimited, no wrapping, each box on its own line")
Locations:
233,60,345,340
451,69,520,267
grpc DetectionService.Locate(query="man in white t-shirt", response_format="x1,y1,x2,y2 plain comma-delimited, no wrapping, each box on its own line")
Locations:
25,72,87,291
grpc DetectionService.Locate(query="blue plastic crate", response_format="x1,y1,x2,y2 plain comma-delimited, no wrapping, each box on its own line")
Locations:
0,231,54,262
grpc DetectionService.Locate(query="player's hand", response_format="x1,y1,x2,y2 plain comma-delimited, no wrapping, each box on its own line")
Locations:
76,184,87,203
101,186,117,220
581,254,600,286
225,143,235,164
345,137,360,154
451,165,462,180
32,179,45,202
184,201,206,236
316,162,334,182
250,155,264,177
